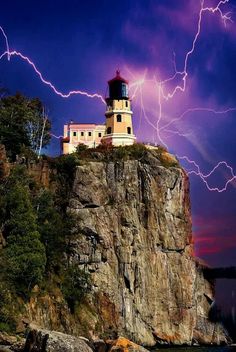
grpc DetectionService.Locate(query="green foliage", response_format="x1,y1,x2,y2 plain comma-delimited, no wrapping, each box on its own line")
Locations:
50,154,79,212
0,157,91,332
113,143,147,160
5,232,46,296
58,142,179,169
1,177,46,296
75,143,89,153
152,146,180,168
0,280,17,332
35,189,74,273
0,93,51,160
62,264,91,313
0,322,14,333
74,143,147,162
53,154,78,184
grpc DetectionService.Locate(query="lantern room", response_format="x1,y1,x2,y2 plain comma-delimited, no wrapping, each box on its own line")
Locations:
107,70,129,101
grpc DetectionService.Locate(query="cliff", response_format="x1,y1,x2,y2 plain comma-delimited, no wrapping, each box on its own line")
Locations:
63,151,227,346
0,146,228,348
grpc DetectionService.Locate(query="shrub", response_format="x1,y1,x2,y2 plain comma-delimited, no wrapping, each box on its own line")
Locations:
75,143,89,153
35,189,75,273
126,143,147,159
62,264,91,313
6,232,46,296
53,154,78,184
0,279,17,332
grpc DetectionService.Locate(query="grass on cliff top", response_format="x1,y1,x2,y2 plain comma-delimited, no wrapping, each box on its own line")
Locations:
48,143,180,171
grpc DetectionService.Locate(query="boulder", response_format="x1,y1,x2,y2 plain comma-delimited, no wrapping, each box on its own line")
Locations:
106,337,148,352
23,329,93,352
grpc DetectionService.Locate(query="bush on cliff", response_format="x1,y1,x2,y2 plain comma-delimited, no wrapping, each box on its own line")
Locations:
61,264,91,313
72,142,179,167
49,154,80,212
73,142,148,162
35,189,75,273
0,279,17,333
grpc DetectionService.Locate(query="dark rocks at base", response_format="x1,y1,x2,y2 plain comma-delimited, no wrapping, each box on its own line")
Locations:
23,329,93,352
0,332,24,352
22,330,149,352
93,339,107,352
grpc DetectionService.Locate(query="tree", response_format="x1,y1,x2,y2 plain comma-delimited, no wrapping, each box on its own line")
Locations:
35,189,68,273
61,264,90,313
0,167,46,296
0,93,51,160
26,98,51,154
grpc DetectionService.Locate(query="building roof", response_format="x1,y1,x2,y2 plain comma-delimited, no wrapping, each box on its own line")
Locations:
67,123,105,128
108,70,128,85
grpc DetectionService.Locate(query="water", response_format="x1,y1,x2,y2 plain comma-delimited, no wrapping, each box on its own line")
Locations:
152,348,236,351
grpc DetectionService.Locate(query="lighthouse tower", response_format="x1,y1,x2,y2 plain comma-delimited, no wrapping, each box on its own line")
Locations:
102,70,136,146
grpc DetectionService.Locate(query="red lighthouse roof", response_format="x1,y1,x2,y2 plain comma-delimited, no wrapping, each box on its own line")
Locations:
108,70,128,85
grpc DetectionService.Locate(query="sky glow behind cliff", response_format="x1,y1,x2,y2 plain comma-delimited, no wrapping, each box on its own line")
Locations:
0,0,236,267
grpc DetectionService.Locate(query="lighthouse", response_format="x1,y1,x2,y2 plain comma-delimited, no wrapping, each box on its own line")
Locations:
102,70,136,146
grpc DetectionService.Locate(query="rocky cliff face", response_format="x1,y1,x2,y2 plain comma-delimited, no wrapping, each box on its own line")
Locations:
65,153,227,346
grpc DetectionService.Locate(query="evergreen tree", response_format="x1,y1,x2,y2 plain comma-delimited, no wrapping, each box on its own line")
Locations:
35,189,67,273
1,167,46,295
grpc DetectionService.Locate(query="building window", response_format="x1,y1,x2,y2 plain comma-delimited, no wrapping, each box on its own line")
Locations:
125,101,128,108
88,132,92,136
107,127,112,134
81,132,84,136
127,127,131,134
117,114,122,122
98,132,102,138
73,131,77,136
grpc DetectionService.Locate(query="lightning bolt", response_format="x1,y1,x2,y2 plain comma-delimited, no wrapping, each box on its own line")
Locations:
178,155,236,192
0,30,105,104
159,0,232,100
160,107,236,132
1,0,236,193
50,133,63,139
128,0,236,193
0,26,10,61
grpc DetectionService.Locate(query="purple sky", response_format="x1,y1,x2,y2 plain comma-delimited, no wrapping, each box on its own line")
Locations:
1,0,236,268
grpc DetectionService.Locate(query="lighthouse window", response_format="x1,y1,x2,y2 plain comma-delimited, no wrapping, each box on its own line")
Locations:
88,132,92,136
98,133,102,138
125,101,128,108
73,131,77,136
122,83,128,97
127,127,131,134
117,114,122,122
107,127,112,134
81,132,84,136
